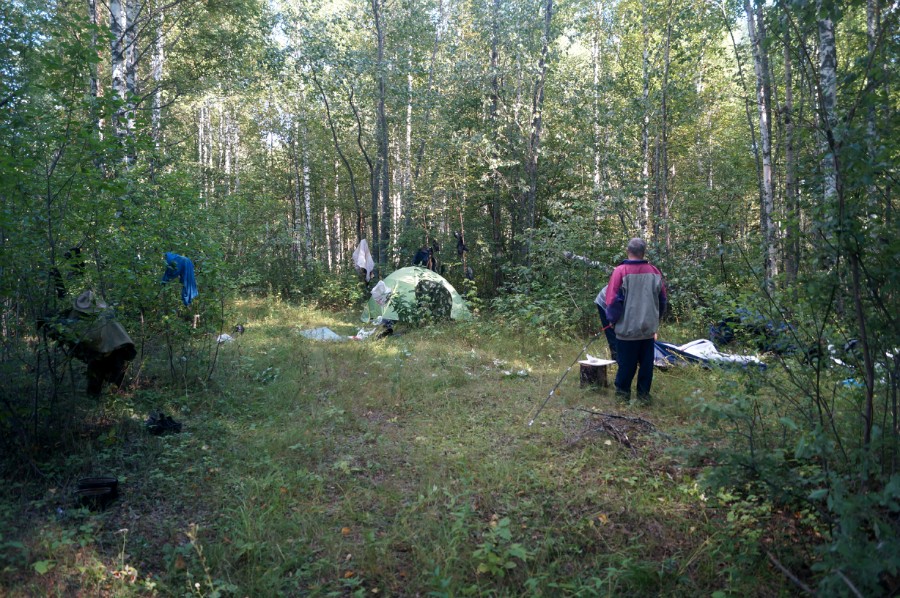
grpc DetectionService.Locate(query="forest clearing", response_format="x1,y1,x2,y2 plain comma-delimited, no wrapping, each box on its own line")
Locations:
1,0,898,594
0,300,815,596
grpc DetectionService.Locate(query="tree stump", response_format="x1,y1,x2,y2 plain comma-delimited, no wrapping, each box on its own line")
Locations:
579,359,615,388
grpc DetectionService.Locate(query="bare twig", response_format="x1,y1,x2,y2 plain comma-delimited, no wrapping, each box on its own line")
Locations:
836,570,863,598
766,551,814,596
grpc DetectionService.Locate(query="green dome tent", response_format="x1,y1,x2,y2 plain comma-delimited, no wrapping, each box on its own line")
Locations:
362,266,471,322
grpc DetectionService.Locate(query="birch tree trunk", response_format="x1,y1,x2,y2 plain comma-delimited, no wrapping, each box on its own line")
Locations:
151,7,164,148
123,0,138,166
489,0,503,291
324,202,333,270
866,0,880,218
591,0,605,220
817,1,838,215
110,0,127,139
289,127,304,260
783,17,799,286
414,0,444,183
372,0,391,267
224,107,232,193
302,119,313,260
88,0,102,134
640,0,650,237
660,8,671,254
403,50,413,227
523,0,553,260
745,0,777,283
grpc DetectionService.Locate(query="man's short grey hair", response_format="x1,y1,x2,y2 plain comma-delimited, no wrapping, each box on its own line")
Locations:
627,238,646,258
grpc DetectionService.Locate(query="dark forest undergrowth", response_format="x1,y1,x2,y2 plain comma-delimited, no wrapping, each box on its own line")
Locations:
0,299,808,596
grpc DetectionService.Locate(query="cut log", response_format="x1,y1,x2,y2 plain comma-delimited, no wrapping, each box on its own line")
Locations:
578,359,615,388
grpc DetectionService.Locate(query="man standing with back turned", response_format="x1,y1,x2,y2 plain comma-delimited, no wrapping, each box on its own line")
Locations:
605,238,668,402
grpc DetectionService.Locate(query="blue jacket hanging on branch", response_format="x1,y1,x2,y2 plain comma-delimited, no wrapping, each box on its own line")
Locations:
162,252,198,306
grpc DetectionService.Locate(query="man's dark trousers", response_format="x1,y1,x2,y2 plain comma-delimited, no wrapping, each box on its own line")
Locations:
615,338,655,397
596,305,618,360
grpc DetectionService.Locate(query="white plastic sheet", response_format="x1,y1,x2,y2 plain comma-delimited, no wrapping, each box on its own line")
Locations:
677,339,763,367
299,327,345,341
371,281,391,306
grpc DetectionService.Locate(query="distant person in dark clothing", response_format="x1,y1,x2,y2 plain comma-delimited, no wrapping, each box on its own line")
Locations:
413,242,440,272
605,238,667,402
413,246,432,268
594,285,617,360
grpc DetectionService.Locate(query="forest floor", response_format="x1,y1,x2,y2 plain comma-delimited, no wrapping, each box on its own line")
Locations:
0,299,789,596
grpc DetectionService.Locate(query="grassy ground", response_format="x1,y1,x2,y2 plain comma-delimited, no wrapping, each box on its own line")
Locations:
0,299,788,596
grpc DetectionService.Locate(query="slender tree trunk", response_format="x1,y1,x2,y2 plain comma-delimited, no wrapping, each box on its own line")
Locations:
489,0,503,291
290,129,304,260
818,1,838,222
88,0,102,132
724,7,763,224
110,0,127,139
151,7,164,148
591,6,601,208
123,0,138,166
372,0,391,267
324,202,333,270
745,0,777,283
523,0,553,261
349,87,377,252
783,17,799,286
312,71,363,242
302,119,313,260
232,108,240,192
413,0,444,183
640,0,650,237
866,0,880,217
660,7,671,254
403,50,413,228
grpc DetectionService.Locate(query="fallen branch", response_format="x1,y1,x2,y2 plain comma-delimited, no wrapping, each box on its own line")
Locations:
766,551,814,596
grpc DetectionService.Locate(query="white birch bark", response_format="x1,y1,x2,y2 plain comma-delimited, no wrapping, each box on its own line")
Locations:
232,110,240,192
218,103,226,172
591,2,602,206
224,108,232,192
660,14,671,252
110,0,127,138
783,16,798,284
372,0,391,265
865,0,879,216
124,0,137,112
818,1,838,208
324,202,333,271
290,127,303,259
335,165,344,272
88,0,101,134
302,119,313,260
745,0,777,281
151,8,164,148
640,0,650,237
406,49,413,199
523,0,553,257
